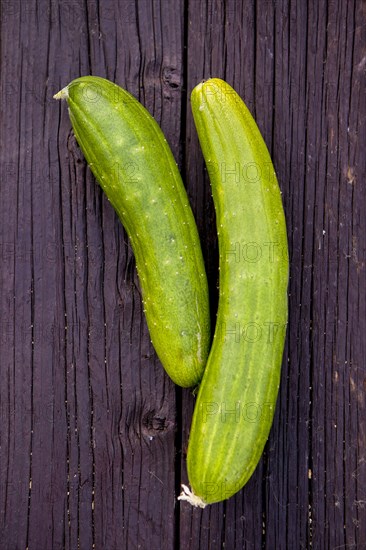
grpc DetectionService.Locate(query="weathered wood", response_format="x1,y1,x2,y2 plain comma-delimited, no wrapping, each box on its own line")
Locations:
0,0,365,549
1,1,183,549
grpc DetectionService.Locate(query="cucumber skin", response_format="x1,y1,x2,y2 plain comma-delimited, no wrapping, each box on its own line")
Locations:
58,76,210,388
187,79,289,504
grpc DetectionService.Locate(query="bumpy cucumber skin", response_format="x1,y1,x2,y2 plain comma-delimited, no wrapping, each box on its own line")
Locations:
187,79,289,504
58,76,210,388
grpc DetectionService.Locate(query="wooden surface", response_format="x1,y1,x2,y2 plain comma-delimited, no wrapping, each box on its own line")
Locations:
1,0,365,548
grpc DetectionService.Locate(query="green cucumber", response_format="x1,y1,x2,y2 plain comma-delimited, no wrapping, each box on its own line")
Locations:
54,76,210,388
179,78,289,506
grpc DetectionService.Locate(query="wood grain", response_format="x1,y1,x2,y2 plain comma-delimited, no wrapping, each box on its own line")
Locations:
0,0,365,549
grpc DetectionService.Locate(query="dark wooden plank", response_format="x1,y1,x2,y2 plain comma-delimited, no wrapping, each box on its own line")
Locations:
179,1,366,550
309,1,366,548
0,1,184,549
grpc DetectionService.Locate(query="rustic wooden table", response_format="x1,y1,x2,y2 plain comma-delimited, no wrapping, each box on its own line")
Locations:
1,1,365,548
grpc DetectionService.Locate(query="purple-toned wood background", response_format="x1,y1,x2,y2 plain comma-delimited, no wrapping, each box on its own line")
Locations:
1,1,365,548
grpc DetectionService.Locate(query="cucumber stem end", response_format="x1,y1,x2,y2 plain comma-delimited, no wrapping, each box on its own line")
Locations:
178,484,207,508
53,86,69,100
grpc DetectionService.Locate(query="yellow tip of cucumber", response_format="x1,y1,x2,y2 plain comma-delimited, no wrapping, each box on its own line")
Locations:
53,86,69,100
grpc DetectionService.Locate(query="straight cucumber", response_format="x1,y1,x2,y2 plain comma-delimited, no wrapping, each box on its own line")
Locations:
179,78,289,505
54,76,210,387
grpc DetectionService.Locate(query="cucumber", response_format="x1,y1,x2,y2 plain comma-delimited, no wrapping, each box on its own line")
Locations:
54,76,210,388
179,78,289,505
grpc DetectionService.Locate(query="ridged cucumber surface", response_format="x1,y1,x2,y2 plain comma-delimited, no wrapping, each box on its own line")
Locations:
54,76,210,388
179,78,289,506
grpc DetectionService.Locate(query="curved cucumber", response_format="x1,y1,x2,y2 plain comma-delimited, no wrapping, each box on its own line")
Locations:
54,76,210,387
180,78,289,505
